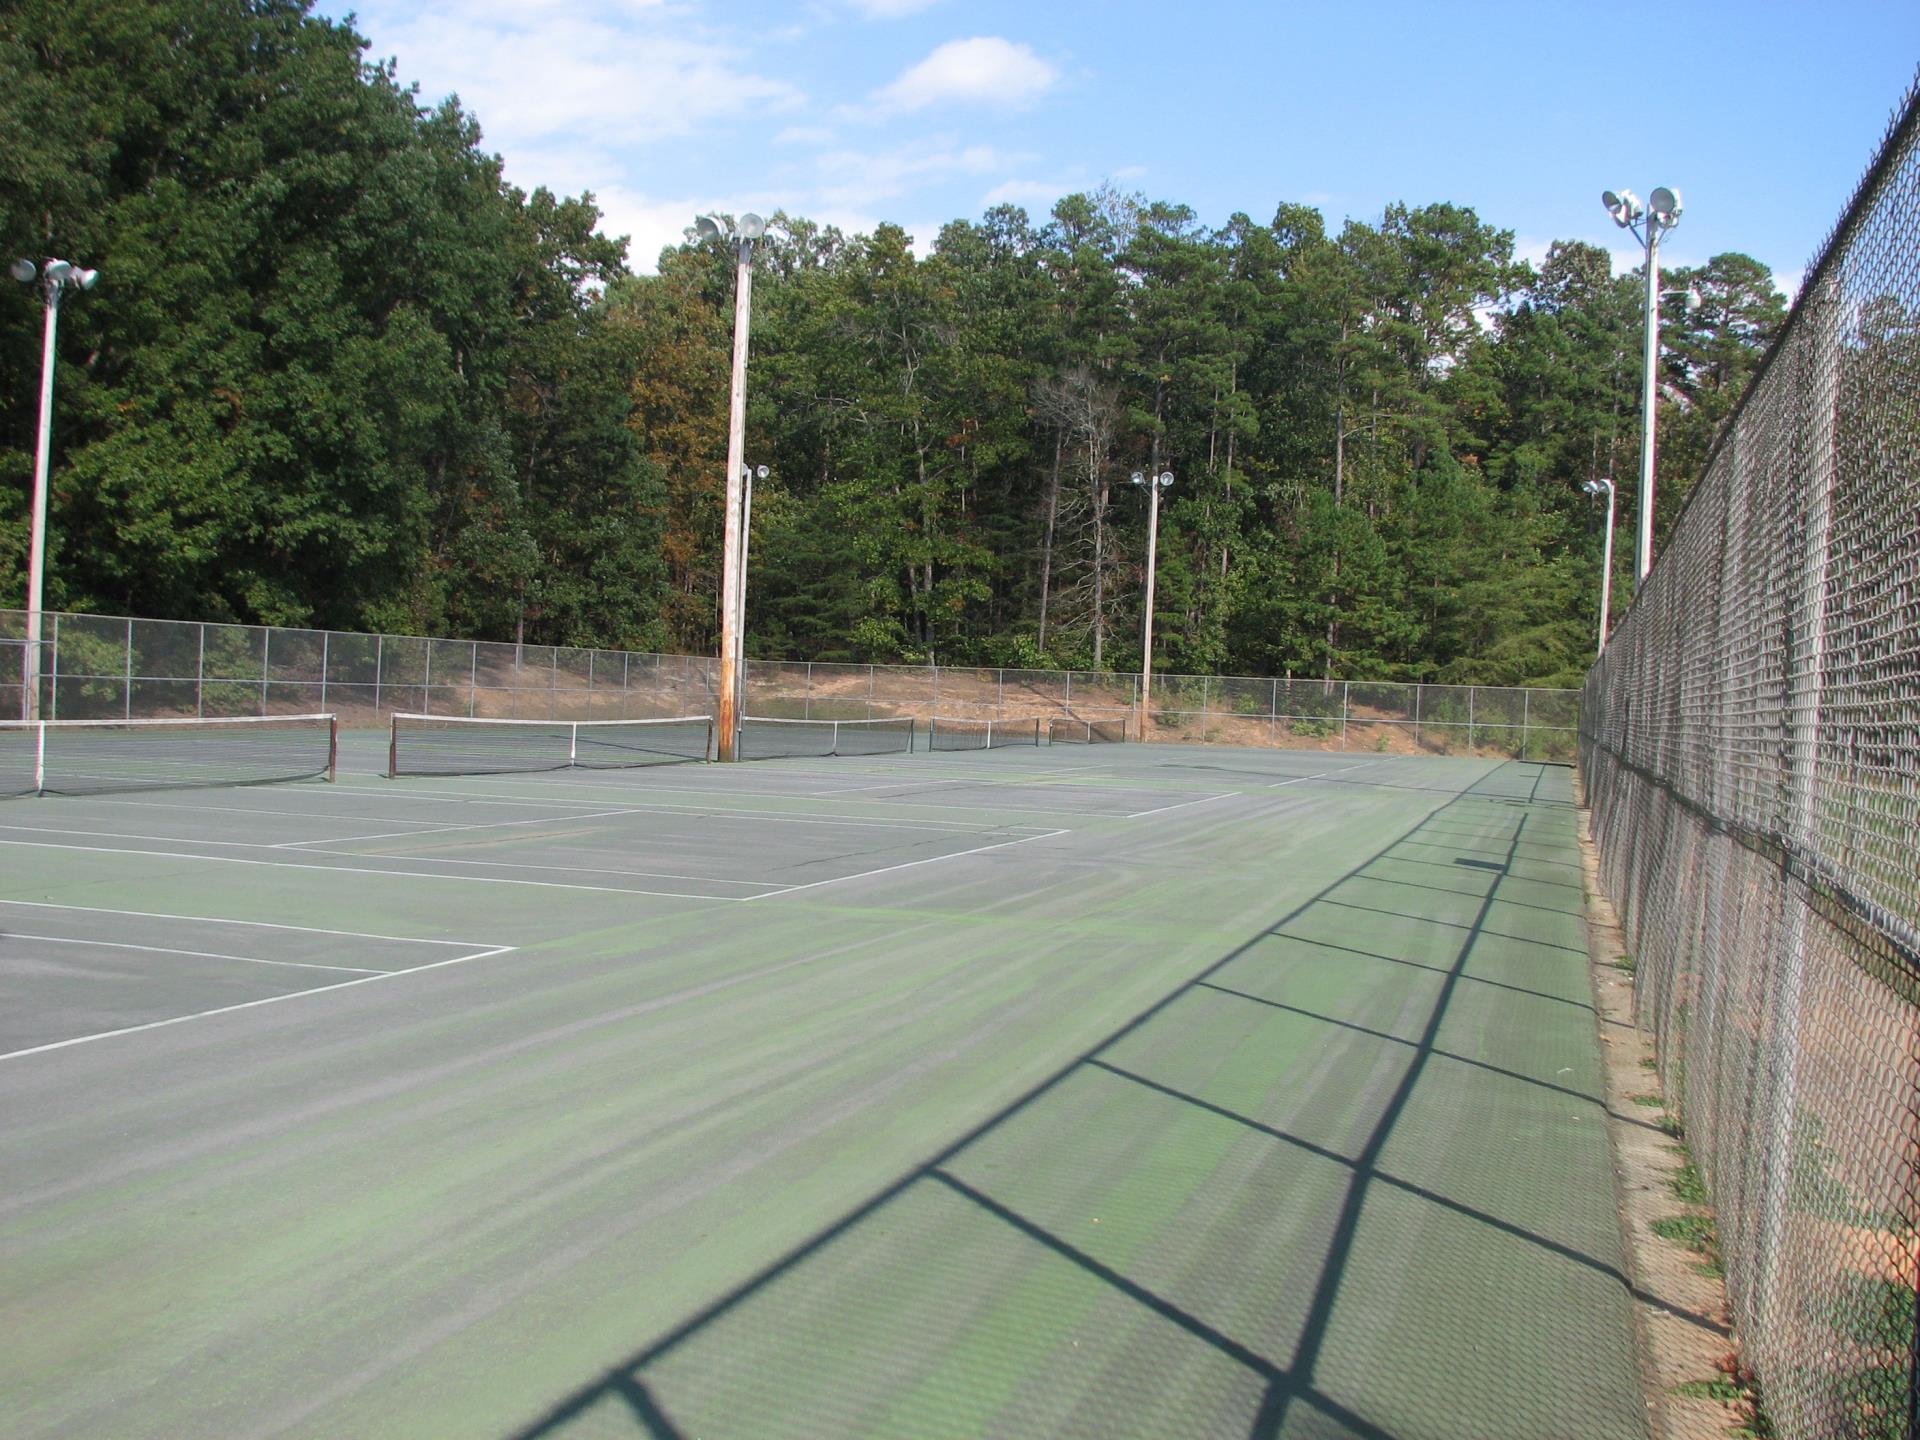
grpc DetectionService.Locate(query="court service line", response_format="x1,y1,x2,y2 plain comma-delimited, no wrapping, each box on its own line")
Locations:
806,767,1129,797
748,828,1069,901
1267,760,1383,789
1124,791,1240,820
93,796,463,828
272,805,659,848
3,933,388,975
284,844,776,888
0,838,747,901
330,781,1048,833
0,899,495,949
0,823,784,889
0,944,518,1063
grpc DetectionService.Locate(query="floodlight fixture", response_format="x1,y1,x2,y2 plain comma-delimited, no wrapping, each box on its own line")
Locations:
1602,189,1643,227
695,215,723,242
73,268,99,290
43,259,72,284
1649,186,1682,224
754,464,769,480
738,213,766,240
10,258,35,284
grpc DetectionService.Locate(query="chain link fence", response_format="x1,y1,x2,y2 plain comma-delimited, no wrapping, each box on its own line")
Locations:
2,609,1578,761
1581,80,1920,1440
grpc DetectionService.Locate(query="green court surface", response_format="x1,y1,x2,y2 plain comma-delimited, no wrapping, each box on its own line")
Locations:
0,736,1649,1439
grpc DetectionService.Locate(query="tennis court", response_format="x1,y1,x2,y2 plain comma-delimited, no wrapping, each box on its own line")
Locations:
0,728,1650,1438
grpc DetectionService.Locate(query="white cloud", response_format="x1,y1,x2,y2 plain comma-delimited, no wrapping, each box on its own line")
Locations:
846,0,943,15
981,177,1075,209
812,140,1029,210
776,124,839,147
871,37,1058,114
359,1,803,153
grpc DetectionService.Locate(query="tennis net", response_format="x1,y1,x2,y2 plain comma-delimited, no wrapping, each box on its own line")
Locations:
736,715,916,759
387,713,714,777
1047,716,1127,744
0,713,338,798
929,716,1042,751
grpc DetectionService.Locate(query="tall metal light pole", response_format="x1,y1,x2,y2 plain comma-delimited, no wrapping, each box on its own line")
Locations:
1602,185,1682,581
734,463,768,702
12,257,99,722
695,213,765,760
1582,477,1617,656
1130,470,1173,737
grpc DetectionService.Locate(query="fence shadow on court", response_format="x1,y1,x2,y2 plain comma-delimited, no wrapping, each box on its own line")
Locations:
505,763,1664,1440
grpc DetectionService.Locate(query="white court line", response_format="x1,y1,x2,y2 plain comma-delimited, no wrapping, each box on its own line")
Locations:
271,805,657,848
285,843,777,888
3,933,387,975
0,824,785,890
0,899,492,948
749,829,1069,901
807,764,1128,797
96,786,1029,836
341,782,1040,833
0,838,746,901
88,796,461,828
0,945,517,1063
1268,761,1381,789
1124,791,1241,820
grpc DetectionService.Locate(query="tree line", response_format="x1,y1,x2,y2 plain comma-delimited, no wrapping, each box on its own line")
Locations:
1,0,1786,688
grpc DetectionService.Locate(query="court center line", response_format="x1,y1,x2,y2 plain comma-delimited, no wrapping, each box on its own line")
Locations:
2,933,389,975
0,945,517,1063
0,838,747,901
748,828,1069,901
0,899,493,949
1124,791,1241,820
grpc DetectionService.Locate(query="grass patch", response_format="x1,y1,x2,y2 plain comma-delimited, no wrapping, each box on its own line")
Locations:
1669,1160,1710,1206
1627,1092,1666,1108
1639,1055,1659,1069
1651,1213,1724,1276
1675,1354,1774,1438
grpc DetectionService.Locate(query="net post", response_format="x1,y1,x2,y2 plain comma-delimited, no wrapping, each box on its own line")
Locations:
387,714,399,779
326,715,338,782
124,617,133,720
34,719,46,794
569,722,578,765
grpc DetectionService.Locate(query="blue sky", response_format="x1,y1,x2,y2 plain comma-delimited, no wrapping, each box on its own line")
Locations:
318,0,1919,290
